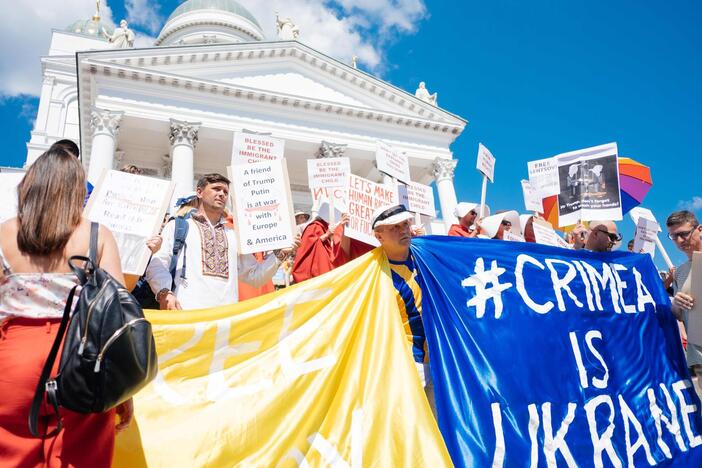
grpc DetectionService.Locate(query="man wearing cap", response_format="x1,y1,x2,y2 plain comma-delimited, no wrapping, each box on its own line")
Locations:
448,202,489,237
372,204,433,400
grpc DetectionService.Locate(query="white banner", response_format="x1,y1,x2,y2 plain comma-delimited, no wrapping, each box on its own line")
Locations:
229,159,295,254
375,141,411,184
307,157,350,189
84,170,174,275
520,179,543,213
345,174,398,246
0,172,25,223
398,181,436,217
476,143,496,182
231,132,285,165
555,142,622,226
527,157,559,197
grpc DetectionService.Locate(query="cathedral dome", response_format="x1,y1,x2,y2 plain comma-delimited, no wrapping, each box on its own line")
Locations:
66,18,113,39
156,0,264,46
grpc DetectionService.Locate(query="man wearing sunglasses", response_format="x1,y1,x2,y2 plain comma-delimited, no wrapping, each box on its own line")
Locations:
666,210,702,387
572,220,622,252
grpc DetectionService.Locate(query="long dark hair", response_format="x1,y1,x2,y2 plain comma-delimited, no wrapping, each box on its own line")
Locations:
16,148,86,256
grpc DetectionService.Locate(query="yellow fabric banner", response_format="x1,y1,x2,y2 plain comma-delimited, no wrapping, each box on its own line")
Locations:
113,248,451,467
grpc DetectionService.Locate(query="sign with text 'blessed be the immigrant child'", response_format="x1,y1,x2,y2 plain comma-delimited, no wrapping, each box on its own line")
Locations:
229,159,295,255
231,132,285,166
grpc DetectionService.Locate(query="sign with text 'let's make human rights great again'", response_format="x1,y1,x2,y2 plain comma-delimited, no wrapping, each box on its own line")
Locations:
229,159,295,255
412,236,702,467
345,174,397,247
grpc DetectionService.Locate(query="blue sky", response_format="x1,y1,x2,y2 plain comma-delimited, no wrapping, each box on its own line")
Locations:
1,0,700,268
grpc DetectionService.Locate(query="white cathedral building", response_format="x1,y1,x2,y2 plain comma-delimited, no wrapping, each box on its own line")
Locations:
24,0,467,231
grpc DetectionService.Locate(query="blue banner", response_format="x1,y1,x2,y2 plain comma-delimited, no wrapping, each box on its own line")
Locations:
412,236,702,467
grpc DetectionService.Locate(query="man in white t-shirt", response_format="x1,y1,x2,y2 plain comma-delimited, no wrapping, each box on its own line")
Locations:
146,173,297,310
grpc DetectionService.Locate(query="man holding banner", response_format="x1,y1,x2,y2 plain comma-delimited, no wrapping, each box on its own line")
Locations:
146,174,295,309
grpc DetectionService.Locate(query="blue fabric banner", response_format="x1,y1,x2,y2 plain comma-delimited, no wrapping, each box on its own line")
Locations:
411,236,702,467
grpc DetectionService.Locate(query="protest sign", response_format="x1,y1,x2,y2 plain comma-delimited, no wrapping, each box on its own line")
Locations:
345,174,397,246
311,186,348,213
527,157,559,197
84,170,174,275
686,252,702,347
520,179,543,212
375,141,411,184
476,143,495,182
412,236,702,467
633,217,658,257
629,207,662,232
231,132,285,165
229,159,295,255
502,231,525,242
398,181,436,217
555,142,622,226
0,172,24,223
532,220,572,249
307,157,350,190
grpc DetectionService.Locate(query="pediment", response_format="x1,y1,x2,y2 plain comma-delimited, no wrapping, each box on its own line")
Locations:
78,41,466,126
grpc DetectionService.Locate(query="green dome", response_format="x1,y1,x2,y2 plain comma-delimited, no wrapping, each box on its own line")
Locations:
167,0,262,29
66,18,113,38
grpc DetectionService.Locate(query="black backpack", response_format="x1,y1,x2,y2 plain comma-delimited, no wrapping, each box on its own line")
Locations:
29,223,158,436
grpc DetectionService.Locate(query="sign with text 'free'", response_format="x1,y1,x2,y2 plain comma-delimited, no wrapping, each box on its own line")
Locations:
229,159,295,254
412,236,702,467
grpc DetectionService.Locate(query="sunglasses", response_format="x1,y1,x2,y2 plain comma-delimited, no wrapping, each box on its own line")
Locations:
668,225,700,241
501,220,512,227
594,228,622,243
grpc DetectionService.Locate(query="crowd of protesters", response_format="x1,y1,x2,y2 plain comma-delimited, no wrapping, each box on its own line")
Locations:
1,143,700,465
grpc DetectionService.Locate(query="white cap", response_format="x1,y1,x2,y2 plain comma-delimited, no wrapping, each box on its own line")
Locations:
371,204,414,229
480,210,521,238
454,202,490,219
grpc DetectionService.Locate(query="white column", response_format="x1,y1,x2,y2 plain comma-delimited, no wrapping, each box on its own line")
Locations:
168,119,201,204
87,107,123,184
432,157,458,230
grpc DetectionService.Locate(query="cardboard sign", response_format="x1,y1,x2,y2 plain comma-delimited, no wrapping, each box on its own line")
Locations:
229,159,295,255
555,142,622,226
84,170,174,275
503,231,525,242
307,157,350,189
686,252,702,347
311,186,348,213
476,143,495,182
398,182,436,217
376,141,411,184
532,220,572,249
629,207,662,232
520,179,543,213
231,132,285,165
633,217,658,257
345,174,398,247
0,172,25,223
527,157,559,197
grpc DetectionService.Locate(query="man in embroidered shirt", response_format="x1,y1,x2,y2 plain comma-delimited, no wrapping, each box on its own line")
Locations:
146,173,294,310
372,204,429,388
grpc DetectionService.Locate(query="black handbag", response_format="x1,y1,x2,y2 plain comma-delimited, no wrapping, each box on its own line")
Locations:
29,222,158,436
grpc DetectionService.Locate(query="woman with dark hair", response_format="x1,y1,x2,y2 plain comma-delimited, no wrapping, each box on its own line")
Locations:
0,148,132,466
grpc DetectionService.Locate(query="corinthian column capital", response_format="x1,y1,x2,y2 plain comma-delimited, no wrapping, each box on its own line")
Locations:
169,119,201,149
432,157,457,182
90,107,124,138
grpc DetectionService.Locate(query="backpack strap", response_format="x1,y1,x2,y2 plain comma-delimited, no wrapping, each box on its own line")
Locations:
28,285,79,437
168,216,189,291
89,222,99,264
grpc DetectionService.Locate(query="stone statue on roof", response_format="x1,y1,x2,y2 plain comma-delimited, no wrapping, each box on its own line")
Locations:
103,19,135,48
276,12,300,40
415,81,437,105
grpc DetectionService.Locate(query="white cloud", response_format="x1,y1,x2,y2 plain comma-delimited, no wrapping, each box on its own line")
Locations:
0,0,114,97
678,196,702,211
125,0,163,35
237,0,427,71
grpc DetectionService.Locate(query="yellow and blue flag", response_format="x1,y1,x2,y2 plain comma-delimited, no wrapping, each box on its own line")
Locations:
114,248,450,467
